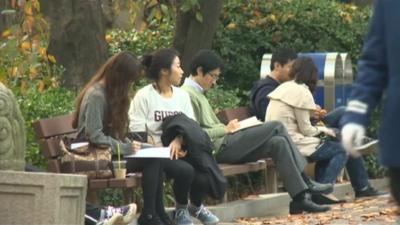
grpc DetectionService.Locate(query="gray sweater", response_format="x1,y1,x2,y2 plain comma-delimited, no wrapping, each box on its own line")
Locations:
77,84,132,155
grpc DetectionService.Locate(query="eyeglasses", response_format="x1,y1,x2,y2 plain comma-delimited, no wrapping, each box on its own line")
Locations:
207,72,220,81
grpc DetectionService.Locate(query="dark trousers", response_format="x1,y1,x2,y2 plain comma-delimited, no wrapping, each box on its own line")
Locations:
215,121,308,197
126,158,164,216
163,159,210,207
322,107,370,190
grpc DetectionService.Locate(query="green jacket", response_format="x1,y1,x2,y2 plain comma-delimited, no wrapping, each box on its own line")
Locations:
181,84,226,153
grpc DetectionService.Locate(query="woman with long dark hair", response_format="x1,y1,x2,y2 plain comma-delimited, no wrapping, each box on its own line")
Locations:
73,51,167,225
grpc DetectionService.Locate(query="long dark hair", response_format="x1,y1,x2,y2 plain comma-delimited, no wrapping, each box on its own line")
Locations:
289,57,318,93
72,51,142,139
141,48,179,81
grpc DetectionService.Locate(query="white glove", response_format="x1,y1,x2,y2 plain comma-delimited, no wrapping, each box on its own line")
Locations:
341,123,366,157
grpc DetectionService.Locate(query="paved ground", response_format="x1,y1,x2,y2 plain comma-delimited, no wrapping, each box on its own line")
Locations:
234,195,400,225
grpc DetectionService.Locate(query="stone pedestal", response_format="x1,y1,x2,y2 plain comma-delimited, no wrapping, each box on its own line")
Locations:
0,83,26,171
0,171,87,225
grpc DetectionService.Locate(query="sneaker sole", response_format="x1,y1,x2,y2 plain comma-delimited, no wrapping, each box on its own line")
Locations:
121,203,137,224
354,140,379,151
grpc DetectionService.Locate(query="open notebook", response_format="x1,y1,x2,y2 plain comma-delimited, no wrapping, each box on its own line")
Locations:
124,147,170,158
232,116,263,133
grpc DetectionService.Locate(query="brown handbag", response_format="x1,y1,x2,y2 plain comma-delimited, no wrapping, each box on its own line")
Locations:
59,137,114,179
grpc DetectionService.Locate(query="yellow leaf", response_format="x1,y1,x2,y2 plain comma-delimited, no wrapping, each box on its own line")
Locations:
37,80,45,92
268,14,277,23
9,67,18,77
154,9,162,21
2,29,11,38
48,54,56,64
29,67,38,79
39,47,47,59
227,22,237,30
21,41,31,51
105,34,113,43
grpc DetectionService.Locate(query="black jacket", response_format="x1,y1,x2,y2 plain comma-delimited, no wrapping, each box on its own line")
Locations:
161,113,227,200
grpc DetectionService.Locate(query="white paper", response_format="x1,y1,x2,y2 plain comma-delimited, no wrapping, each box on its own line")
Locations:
71,142,89,150
124,147,170,158
232,116,263,133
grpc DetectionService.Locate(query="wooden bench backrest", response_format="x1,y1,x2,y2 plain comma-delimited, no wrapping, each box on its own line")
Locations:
33,113,76,173
217,106,252,125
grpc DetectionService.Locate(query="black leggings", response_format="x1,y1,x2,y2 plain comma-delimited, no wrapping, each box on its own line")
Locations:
162,159,210,207
126,158,165,216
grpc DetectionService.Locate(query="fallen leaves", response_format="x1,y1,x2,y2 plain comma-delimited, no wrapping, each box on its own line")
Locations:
237,195,399,224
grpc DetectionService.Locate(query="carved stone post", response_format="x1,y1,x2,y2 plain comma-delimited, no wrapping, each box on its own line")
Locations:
0,83,26,171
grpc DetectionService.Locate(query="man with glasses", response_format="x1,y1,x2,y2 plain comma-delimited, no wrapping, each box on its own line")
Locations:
182,49,333,214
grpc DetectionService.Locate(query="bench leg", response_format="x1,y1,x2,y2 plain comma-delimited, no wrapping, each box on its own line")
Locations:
122,188,134,204
223,192,228,203
87,189,101,206
265,167,278,193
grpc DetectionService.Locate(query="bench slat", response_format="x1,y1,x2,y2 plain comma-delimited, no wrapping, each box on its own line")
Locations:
219,161,267,176
109,176,140,188
33,114,76,138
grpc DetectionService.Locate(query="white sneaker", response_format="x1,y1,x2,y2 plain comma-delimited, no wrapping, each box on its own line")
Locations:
354,137,379,152
98,203,137,225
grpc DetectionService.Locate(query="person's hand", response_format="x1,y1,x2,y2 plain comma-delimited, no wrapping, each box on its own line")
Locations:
131,141,141,152
341,123,366,157
169,136,185,160
318,126,337,137
312,105,327,120
224,119,240,133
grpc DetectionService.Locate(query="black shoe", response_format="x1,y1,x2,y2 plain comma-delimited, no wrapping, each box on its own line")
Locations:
355,185,387,198
307,180,333,195
138,214,164,225
289,193,331,214
312,194,346,205
159,213,175,225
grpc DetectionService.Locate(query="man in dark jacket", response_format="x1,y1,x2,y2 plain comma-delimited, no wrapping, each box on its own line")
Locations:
249,48,297,121
341,0,400,205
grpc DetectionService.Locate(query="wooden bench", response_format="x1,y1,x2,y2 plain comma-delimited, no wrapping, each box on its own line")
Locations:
33,113,276,205
217,107,278,194
33,114,140,204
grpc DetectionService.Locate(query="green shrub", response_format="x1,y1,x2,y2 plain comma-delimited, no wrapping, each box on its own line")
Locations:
214,0,372,90
108,25,174,56
15,87,75,168
205,85,242,112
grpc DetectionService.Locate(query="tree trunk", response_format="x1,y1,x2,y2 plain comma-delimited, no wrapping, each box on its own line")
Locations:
40,0,108,88
173,0,223,76
0,0,15,33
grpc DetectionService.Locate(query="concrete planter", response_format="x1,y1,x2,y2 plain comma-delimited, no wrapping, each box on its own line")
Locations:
0,171,87,225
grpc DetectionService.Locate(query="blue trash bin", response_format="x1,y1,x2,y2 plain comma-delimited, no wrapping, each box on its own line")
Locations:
298,52,343,112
